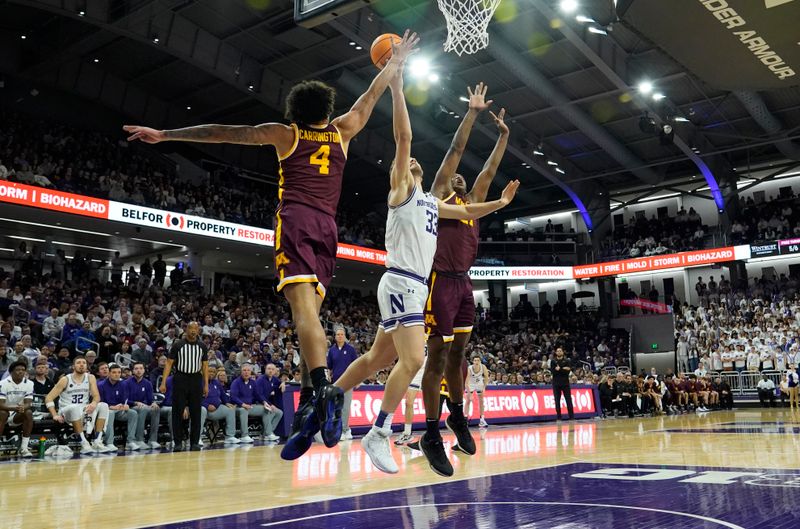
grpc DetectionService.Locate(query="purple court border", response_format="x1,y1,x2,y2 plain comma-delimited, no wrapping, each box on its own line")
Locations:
142,461,800,529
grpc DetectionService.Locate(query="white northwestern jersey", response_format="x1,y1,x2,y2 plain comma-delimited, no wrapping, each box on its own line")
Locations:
469,364,485,387
59,373,90,409
0,377,34,406
385,185,438,278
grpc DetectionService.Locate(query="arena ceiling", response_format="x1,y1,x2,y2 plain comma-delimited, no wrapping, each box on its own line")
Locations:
2,0,800,219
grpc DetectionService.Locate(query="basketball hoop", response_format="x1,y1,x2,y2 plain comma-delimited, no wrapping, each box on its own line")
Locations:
437,0,501,56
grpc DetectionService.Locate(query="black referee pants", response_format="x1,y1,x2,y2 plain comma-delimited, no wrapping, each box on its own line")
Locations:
172,372,203,446
553,382,574,420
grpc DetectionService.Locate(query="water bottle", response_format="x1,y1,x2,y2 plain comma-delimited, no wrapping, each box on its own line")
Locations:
38,437,46,458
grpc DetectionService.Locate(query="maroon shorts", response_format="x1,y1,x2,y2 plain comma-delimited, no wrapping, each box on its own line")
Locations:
274,201,337,299
424,271,475,342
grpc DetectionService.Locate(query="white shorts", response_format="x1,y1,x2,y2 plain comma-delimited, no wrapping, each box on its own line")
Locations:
377,270,428,333
467,383,485,394
60,402,109,431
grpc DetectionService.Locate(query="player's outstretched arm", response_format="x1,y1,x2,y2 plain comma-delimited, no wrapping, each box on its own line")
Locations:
431,82,493,199
438,180,519,220
468,108,509,203
388,64,416,208
123,122,295,150
333,30,419,146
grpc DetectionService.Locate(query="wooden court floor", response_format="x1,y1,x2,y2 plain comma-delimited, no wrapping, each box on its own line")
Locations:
2,410,799,529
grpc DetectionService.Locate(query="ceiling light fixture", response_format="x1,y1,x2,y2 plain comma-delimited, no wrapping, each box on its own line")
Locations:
652,93,666,101
588,26,607,35
638,80,653,94
560,0,579,13
547,160,558,166
576,15,595,23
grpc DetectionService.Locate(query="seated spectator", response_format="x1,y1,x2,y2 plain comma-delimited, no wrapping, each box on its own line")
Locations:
32,359,54,395
201,366,240,444
230,364,282,443
98,364,138,451
124,362,160,450
757,374,776,408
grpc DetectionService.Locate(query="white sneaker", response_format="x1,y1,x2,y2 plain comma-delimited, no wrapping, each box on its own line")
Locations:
125,442,140,451
18,447,33,458
394,433,412,446
240,435,254,444
314,432,323,444
224,436,241,444
265,434,280,442
80,441,95,454
104,444,118,453
165,441,175,449
198,439,204,448
149,441,161,450
361,428,398,474
92,440,109,453
478,418,489,428
341,430,353,441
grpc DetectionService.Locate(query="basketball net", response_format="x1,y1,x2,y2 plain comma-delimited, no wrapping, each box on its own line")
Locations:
437,0,501,56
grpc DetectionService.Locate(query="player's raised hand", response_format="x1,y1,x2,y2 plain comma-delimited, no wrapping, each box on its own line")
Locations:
500,180,520,205
123,125,165,144
467,82,493,112
489,108,509,135
389,29,420,65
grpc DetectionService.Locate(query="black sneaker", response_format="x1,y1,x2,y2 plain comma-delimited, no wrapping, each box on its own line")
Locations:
291,399,314,435
315,384,344,448
406,439,421,451
189,444,201,452
446,415,476,455
419,433,454,477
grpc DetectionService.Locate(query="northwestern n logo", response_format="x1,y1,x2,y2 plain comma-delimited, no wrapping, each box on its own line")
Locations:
389,294,405,315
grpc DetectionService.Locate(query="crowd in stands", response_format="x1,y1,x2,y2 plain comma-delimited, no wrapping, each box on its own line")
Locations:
598,207,708,261
730,192,800,245
0,110,384,248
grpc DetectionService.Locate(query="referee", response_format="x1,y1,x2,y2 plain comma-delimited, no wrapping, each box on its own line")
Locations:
160,321,208,451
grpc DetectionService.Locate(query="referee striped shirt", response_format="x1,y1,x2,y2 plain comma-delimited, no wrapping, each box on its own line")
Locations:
168,339,207,374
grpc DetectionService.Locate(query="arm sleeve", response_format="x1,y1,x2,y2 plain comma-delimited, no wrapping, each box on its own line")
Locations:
230,379,244,406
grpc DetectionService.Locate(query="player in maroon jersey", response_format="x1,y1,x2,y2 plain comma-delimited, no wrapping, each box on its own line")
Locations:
418,82,509,476
122,30,420,457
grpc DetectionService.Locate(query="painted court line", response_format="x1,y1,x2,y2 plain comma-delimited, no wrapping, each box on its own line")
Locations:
259,501,746,529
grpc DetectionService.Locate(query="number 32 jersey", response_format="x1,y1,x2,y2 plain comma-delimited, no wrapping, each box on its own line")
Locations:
277,123,347,217
385,185,439,279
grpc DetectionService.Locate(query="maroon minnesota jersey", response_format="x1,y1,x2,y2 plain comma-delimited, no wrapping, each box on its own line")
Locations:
277,123,346,217
432,192,480,273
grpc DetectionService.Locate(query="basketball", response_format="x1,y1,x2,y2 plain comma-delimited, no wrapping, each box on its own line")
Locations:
370,33,402,69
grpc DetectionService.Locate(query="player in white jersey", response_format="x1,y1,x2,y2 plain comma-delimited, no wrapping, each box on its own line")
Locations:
45,356,114,454
283,59,519,471
466,355,490,427
0,361,35,457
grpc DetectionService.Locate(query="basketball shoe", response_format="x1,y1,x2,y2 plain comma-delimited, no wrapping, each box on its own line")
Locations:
419,433,453,477
316,384,344,448
446,414,476,455
362,428,398,474
280,403,319,460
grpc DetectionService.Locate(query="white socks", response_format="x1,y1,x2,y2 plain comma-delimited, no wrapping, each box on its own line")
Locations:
403,423,412,436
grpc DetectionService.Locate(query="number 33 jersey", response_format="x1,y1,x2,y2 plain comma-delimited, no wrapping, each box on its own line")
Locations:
277,123,347,217
385,185,439,280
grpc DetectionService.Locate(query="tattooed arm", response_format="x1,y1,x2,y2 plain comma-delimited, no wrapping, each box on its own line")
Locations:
123,122,295,153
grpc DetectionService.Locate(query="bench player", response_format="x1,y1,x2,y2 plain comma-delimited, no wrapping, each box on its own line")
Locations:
124,31,419,453
420,83,509,475
0,361,35,457
282,61,519,473
45,356,114,454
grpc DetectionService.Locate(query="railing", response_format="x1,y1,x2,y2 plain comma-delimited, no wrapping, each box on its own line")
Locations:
696,369,789,396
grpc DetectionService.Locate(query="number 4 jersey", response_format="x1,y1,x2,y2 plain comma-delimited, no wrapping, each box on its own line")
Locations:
277,123,347,217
